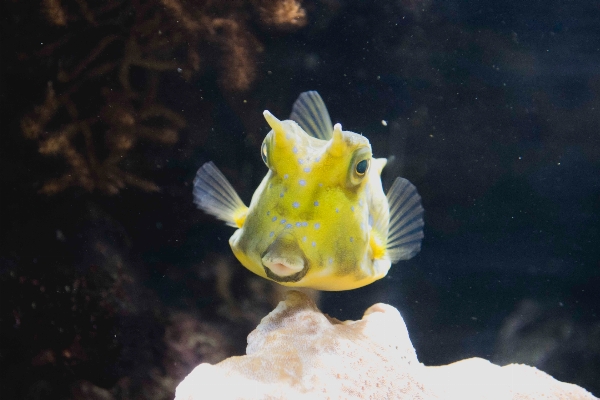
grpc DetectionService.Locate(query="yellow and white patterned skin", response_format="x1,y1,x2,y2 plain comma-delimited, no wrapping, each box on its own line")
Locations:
194,91,424,291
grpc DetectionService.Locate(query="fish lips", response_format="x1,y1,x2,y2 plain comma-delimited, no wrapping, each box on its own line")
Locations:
261,232,309,283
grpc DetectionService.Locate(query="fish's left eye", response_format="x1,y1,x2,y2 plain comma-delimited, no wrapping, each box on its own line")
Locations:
355,159,370,176
261,142,268,165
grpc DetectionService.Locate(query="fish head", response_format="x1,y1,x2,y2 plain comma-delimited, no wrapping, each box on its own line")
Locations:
229,111,378,290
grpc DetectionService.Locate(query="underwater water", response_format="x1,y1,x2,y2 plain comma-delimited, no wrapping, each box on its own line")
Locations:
1,0,599,398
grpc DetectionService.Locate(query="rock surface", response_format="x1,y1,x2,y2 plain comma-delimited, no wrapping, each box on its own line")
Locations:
175,291,597,400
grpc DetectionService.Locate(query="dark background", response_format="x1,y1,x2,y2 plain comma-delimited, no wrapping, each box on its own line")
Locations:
2,0,599,398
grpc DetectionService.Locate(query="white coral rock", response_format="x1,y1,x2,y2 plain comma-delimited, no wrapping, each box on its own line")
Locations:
175,291,597,400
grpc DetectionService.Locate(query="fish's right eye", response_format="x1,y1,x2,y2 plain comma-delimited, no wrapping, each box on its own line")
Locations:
261,142,268,166
356,159,370,175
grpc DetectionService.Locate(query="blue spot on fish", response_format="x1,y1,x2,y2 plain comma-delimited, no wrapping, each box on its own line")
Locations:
314,201,319,206
335,208,339,213
280,219,287,224
302,236,307,242
351,206,355,212
298,159,304,165
269,231,274,237
299,180,306,186
303,167,311,173
328,257,333,264
266,211,270,216
280,192,284,197
302,222,308,227
284,174,289,179
286,224,292,229
312,241,316,247
272,216,277,222
350,237,354,242
292,201,300,208
293,146,298,154
296,222,302,227
314,223,320,229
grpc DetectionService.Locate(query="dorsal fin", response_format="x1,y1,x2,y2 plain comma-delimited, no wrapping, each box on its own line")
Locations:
385,177,424,262
289,91,333,140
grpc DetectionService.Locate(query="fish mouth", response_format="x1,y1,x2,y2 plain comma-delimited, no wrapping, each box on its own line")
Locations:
261,232,309,283
262,257,308,282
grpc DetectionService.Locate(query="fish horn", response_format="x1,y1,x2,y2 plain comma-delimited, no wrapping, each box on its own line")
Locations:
327,123,346,157
263,110,288,148
372,158,388,175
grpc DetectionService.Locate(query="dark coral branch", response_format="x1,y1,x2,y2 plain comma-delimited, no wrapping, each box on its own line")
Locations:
23,0,309,195
254,0,307,28
57,35,119,83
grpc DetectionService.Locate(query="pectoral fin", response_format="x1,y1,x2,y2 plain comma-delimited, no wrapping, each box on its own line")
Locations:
385,177,424,262
193,162,248,228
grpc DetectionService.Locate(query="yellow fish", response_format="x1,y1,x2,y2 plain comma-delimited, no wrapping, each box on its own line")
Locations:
194,91,424,291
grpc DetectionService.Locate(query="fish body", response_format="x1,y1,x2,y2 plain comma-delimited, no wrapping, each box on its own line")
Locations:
194,92,424,291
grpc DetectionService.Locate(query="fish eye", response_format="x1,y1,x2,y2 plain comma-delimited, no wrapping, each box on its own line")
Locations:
261,142,268,165
355,159,370,176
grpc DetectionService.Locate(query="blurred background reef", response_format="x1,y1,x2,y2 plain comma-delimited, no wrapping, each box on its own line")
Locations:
1,0,599,398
